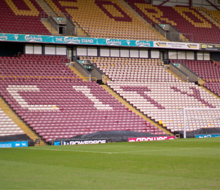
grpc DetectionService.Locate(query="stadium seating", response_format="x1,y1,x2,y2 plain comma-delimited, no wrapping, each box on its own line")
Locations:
0,55,166,142
170,59,220,98
196,7,220,24
45,0,164,40
84,56,220,133
125,0,220,43
0,80,166,142
170,60,220,82
0,0,50,35
0,108,24,136
85,57,180,82
0,55,72,78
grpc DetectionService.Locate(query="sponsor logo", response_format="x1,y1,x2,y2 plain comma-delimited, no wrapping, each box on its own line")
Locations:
62,139,106,145
106,39,121,45
25,35,42,42
195,134,220,138
55,37,63,42
128,136,175,142
187,44,198,49
136,40,151,47
201,44,220,51
0,141,28,148
14,35,18,40
0,143,12,148
22,143,27,146
155,42,167,47
64,37,81,44
127,40,130,45
15,143,20,147
0,36,8,41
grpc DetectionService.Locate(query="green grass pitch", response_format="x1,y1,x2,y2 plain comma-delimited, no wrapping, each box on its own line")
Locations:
0,138,220,189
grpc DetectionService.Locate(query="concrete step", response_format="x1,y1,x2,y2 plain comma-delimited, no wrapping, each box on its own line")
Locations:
69,65,87,81
41,20,60,35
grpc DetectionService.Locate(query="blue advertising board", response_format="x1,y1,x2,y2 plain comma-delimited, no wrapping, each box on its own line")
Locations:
0,33,153,48
0,141,28,148
195,134,220,138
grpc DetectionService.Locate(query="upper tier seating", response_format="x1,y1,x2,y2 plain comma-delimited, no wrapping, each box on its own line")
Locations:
0,0,50,35
45,0,164,40
84,56,220,133
196,7,220,24
0,108,24,137
126,0,220,43
0,55,166,142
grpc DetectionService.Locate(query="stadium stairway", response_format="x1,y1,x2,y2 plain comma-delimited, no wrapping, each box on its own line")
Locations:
35,0,57,17
101,85,172,135
41,21,60,35
35,0,60,35
69,65,87,81
74,22,89,37
0,97,45,146
166,67,185,82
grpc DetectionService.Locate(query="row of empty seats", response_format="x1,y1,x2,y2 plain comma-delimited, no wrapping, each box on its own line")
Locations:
0,55,167,141
0,108,24,136
108,81,220,132
170,59,220,99
0,0,50,35
80,56,220,133
0,80,166,142
125,0,220,43
45,0,165,40
87,57,180,82
0,55,75,77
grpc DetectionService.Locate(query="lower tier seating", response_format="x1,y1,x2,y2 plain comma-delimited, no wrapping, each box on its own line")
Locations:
204,83,220,98
0,108,24,137
86,57,180,82
108,81,220,133
0,80,166,142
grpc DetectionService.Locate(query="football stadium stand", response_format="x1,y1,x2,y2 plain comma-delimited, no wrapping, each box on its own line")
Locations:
0,107,24,137
125,0,220,43
87,57,180,82
83,57,220,133
45,0,166,40
0,0,50,35
170,59,220,102
0,55,167,142
1,0,220,143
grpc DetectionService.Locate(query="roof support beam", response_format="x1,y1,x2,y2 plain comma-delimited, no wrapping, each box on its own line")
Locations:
159,0,170,6
206,0,220,11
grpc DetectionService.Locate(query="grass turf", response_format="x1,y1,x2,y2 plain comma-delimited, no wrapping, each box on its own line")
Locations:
0,138,220,189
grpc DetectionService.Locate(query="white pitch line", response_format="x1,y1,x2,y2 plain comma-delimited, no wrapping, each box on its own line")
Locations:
27,147,117,154
25,147,211,155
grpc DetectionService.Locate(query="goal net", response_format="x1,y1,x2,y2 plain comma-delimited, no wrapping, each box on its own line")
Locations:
182,108,220,138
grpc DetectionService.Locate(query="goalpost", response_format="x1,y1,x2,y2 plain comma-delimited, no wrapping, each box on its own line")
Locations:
183,108,220,138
